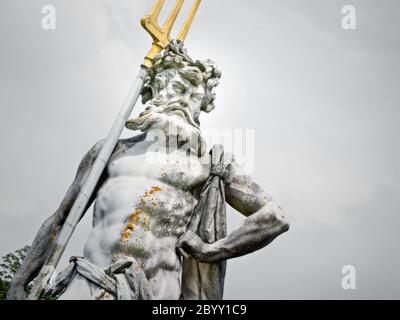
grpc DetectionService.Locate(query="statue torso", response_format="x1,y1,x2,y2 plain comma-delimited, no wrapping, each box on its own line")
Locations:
80,138,210,299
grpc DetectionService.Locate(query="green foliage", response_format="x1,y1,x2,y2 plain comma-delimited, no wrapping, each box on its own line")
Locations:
0,278,9,300
0,246,30,280
0,246,30,300
0,246,58,300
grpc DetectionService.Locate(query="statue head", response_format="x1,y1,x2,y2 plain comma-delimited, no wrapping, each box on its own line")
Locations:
126,40,221,144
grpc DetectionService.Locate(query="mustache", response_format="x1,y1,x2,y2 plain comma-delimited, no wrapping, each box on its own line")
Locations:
138,100,200,130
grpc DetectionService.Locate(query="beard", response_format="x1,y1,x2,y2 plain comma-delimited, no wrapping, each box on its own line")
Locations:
126,101,206,156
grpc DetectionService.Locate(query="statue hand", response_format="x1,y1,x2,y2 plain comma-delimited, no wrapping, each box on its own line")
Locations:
176,230,212,262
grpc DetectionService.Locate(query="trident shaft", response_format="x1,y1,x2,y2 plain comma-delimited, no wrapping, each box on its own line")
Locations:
28,0,202,300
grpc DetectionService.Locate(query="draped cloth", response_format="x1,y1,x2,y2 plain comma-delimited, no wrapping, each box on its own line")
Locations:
47,256,153,300
181,144,234,300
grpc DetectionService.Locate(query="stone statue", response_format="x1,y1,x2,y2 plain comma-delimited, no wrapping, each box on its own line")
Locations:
7,41,289,300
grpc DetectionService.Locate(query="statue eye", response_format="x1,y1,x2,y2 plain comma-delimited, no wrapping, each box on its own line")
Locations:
154,80,162,89
153,77,165,91
191,93,203,102
172,82,188,94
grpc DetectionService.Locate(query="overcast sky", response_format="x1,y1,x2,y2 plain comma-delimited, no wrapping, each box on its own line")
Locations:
0,0,399,299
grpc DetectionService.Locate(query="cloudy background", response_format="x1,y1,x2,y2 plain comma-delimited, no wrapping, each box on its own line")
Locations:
1,0,399,299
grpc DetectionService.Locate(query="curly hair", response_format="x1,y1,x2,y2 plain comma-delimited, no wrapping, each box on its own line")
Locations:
141,40,222,115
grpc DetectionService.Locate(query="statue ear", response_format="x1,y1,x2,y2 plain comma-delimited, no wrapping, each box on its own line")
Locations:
141,86,153,105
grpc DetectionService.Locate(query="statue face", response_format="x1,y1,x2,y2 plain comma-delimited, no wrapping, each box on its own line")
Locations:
126,68,206,138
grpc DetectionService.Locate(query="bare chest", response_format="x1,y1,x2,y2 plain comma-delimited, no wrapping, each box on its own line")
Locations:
107,149,209,191
92,149,209,242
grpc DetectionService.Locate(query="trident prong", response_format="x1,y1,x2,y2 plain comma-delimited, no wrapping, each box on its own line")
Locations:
141,0,202,68
177,0,201,42
149,0,165,22
163,0,184,35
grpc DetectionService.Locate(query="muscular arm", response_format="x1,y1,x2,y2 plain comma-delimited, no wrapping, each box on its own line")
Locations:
6,140,105,300
178,160,289,263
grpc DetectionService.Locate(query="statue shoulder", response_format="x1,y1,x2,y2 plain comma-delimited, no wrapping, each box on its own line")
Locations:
105,133,148,163
77,133,146,172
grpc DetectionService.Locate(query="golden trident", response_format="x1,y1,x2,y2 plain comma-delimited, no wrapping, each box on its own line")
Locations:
27,0,202,300
141,0,202,68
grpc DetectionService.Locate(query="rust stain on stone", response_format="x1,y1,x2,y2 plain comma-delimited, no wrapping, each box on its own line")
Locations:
50,231,57,241
150,185,162,193
120,208,141,242
119,186,162,242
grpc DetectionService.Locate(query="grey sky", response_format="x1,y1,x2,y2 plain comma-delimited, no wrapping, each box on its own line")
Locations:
0,0,399,299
